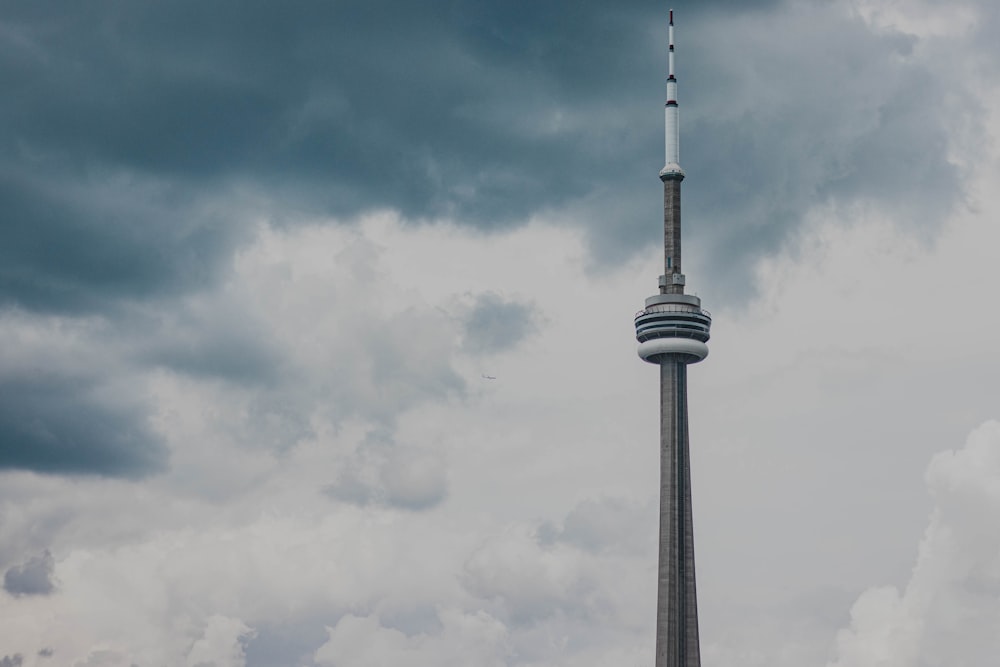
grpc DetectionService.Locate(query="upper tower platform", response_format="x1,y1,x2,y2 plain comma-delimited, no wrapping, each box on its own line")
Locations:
636,9,711,365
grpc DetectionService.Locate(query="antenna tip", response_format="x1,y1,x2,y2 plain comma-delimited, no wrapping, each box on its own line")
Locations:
669,9,674,24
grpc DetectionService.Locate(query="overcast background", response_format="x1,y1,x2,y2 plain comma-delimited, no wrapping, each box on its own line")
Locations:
2,0,1000,665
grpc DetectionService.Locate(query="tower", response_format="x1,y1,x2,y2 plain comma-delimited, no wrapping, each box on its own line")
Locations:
634,10,711,667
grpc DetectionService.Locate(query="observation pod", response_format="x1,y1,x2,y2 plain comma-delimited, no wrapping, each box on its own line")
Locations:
635,294,711,364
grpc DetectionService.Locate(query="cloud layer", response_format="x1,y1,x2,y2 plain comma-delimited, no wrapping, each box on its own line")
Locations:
2,0,1000,664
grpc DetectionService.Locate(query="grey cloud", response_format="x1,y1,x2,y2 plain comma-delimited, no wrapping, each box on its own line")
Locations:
324,461,379,507
241,600,443,665
247,606,444,666
379,606,446,637
241,393,314,453
244,618,330,667
325,434,448,511
0,215,466,478
460,292,540,354
153,279,465,450
545,496,655,554
68,650,132,667
365,309,467,417
146,332,280,385
37,649,54,658
462,529,595,627
0,656,22,667
294,303,465,443
459,501,661,638
148,287,467,458
677,6,973,299
3,550,55,597
137,305,284,385
380,448,448,510
0,374,167,478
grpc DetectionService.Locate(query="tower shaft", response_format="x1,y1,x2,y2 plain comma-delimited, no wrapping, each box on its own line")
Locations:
662,178,683,294
656,360,700,667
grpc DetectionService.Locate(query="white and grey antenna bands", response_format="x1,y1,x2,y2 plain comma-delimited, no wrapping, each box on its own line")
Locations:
660,9,684,179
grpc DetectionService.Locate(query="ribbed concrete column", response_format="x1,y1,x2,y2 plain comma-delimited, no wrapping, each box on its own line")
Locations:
656,359,701,667
662,178,683,294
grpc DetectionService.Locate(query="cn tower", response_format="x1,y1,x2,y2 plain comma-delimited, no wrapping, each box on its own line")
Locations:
634,10,711,667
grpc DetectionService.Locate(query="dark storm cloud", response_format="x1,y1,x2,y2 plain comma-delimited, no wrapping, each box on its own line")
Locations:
675,5,973,299
3,550,55,597
0,374,167,477
2,0,938,316
0,165,243,314
460,292,539,354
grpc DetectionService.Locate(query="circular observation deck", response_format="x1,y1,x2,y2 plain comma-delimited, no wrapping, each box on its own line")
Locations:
635,296,711,364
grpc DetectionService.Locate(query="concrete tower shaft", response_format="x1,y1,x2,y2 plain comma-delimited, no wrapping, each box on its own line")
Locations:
657,361,701,667
663,178,683,294
634,11,711,667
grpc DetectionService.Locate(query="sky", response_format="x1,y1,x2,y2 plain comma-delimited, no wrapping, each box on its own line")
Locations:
2,0,1000,664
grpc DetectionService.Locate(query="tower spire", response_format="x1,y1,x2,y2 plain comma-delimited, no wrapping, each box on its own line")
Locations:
659,9,685,295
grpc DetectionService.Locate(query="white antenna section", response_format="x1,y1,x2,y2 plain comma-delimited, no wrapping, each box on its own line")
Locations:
660,9,684,179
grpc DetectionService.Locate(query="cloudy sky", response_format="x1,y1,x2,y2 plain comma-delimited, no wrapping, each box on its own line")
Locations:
3,0,1000,664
